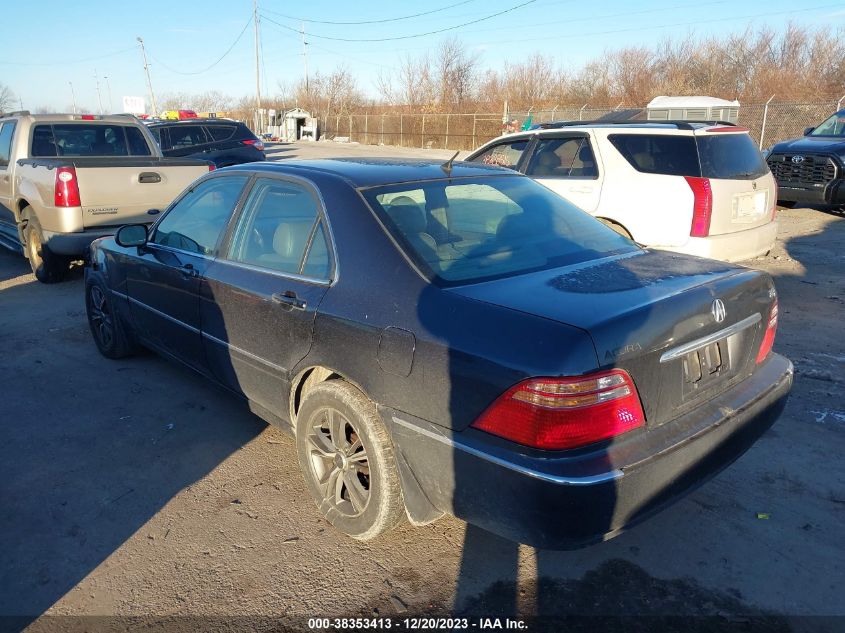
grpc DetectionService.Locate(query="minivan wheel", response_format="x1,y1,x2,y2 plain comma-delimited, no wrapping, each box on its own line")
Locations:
296,380,405,540
24,212,68,283
85,277,135,359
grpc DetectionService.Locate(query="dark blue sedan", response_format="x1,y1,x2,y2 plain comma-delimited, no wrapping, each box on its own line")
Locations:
85,158,792,548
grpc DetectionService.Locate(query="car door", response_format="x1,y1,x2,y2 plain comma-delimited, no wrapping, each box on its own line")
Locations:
200,176,333,414
0,121,18,243
125,175,250,369
204,124,240,166
523,134,603,213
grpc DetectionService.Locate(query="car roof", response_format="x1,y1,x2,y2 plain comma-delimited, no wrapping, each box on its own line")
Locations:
232,157,516,187
148,118,239,126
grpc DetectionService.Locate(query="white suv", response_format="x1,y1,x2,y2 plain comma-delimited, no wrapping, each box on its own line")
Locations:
466,122,778,262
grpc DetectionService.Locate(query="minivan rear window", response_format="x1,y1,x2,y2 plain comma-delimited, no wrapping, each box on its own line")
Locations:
31,124,152,157
608,133,768,180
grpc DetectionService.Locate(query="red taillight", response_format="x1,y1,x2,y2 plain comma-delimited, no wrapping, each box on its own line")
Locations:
685,176,713,237
756,300,778,364
470,369,645,450
54,166,81,207
771,181,778,221
80,114,96,120
243,139,265,151
208,164,216,172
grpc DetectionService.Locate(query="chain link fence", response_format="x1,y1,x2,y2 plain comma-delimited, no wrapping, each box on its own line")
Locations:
317,100,844,152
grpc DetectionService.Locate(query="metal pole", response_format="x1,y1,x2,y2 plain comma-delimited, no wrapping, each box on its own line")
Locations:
381,113,386,145
551,105,558,121
254,0,262,133
579,103,588,120
93,69,104,114
759,94,775,150
349,115,353,142
69,82,77,114
472,114,477,148
301,22,309,105
364,114,368,144
615,101,623,110
421,114,426,149
136,37,158,116
444,114,450,150
400,114,403,147
104,76,113,113
837,94,845,111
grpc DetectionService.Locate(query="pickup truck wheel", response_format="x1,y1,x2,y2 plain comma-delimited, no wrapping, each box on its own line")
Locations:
85,277,135,359
24,212,68,283
296,380,405,540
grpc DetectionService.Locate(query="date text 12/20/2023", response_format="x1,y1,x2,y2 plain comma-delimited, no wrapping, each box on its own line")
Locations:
307,617,528,630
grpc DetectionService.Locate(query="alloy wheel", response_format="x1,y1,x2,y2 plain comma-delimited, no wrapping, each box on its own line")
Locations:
88,285,115,350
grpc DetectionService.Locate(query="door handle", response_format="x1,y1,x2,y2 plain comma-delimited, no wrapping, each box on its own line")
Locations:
179,263,199,279
271,291,306,310
139,172,162,184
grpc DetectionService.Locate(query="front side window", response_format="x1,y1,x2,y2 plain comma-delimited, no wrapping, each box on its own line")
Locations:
227,178,331,279
363,176,636,285
0,122,16,168
30,124,152,157
809,113,845,137
151,176,249,255
470,139,530,170
525,137,598,178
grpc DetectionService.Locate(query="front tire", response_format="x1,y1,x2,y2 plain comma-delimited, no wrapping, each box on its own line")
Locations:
85,276,136,359
24,211,69,283
295,380,405,540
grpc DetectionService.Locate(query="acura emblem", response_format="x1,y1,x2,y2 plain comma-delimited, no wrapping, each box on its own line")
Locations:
791,155,805,164
711,299,727,323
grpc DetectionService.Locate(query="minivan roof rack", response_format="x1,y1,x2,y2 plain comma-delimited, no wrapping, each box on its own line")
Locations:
534,119,737,131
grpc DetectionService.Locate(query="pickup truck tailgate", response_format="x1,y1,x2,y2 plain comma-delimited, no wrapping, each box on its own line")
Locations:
73,158,210,228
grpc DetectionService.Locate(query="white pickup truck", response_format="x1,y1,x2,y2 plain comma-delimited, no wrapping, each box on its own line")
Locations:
0,112,213,282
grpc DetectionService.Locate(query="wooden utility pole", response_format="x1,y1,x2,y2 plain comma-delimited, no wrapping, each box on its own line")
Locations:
136,37,158,116
254,0,262,131
301,22,309,104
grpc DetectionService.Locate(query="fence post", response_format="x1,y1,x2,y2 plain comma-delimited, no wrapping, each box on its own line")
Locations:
381,113,386,145
837,94,845,111
349,115,353,142
472,114,477,148
445,114,450,150
421,114,426,149
551,105,558,121
759,94,775,150
579,103,588,120
364,114,368,144
400,114,404,147
335,115,340,138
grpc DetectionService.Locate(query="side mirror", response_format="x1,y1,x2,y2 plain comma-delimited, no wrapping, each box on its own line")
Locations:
804,127,815,136
115,224,148,248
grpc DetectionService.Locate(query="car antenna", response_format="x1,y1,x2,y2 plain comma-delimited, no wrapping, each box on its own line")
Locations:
440,150,460,176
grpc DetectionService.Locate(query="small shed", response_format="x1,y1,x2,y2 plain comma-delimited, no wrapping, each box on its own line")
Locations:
267,108,319,142
647,96,740,124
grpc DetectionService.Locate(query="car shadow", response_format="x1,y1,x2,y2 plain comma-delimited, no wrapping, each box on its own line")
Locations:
0,268,266,628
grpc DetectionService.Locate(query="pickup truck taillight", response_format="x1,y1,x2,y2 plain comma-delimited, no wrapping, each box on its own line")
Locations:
54,166,81,207
685,176,713,237
470,369,645,450
242,139,265,152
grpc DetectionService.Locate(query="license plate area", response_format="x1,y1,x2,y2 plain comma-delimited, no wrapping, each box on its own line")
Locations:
731,190,767,223
681,340,729,398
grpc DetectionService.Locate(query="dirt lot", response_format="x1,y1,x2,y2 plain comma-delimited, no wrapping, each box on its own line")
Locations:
1,141,844,631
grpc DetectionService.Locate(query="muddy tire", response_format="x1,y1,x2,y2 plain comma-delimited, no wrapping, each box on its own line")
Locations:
295,380,405,540
85,275,136,359
23,211,69,283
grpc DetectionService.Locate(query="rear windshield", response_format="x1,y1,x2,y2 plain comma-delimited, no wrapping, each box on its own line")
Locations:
31,124,152,157
362,175,637,286
608,132,768,180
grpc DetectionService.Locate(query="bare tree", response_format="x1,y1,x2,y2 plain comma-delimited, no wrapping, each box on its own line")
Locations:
0,83,15,114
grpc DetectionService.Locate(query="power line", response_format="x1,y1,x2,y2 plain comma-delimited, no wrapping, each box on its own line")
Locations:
259,0,479,25
147,16,253,76
0,47,136,66
259,0,538,43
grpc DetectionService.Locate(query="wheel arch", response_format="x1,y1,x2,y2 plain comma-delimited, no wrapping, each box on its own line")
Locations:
596,216,634,240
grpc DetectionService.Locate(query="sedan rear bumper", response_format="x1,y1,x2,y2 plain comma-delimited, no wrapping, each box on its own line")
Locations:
384,353,792,549
660,221,778,262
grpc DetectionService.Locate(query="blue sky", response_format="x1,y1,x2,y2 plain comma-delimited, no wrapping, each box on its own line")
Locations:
2,0,844,113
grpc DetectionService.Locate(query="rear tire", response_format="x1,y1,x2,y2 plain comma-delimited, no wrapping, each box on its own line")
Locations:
85,276,136,359
23,211,69,283
295,380,405,540
777,200,797,209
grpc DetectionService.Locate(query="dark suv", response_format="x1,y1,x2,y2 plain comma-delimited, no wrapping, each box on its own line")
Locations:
147,119,266,168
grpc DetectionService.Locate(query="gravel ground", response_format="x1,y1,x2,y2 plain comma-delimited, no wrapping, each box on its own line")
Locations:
1,141,843,631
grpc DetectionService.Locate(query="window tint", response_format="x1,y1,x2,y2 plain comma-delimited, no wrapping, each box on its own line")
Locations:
809,113,845,137
364,176,636,285
207,125,236,141
167,125,208,149
152,176,249,255
696,134,769,179
0,122,15,168
609,134,700,177
470,139,529,169
525,137,598,178
228,178,330,278
31,124,151,157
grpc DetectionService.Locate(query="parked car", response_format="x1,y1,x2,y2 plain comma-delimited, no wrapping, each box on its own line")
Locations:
0,112,214,282
763,109,845,208
466,121,778,262
146,119,266,168
160,109,198,120
85,158,792,548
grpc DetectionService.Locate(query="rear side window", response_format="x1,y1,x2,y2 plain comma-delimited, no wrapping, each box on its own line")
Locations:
30,124,152,157
207,125,236,141
609,134,699,177
228,178,331,279
0,122,16,168
525,137,598,178
167,125,208,149
471,139,529,170
696,134,768,179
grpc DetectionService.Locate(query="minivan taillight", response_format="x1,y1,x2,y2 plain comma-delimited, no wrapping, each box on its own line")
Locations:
243,139,265,151
470,369,645,450
685,176,713,237
756,300,778,364
54,166,81,207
